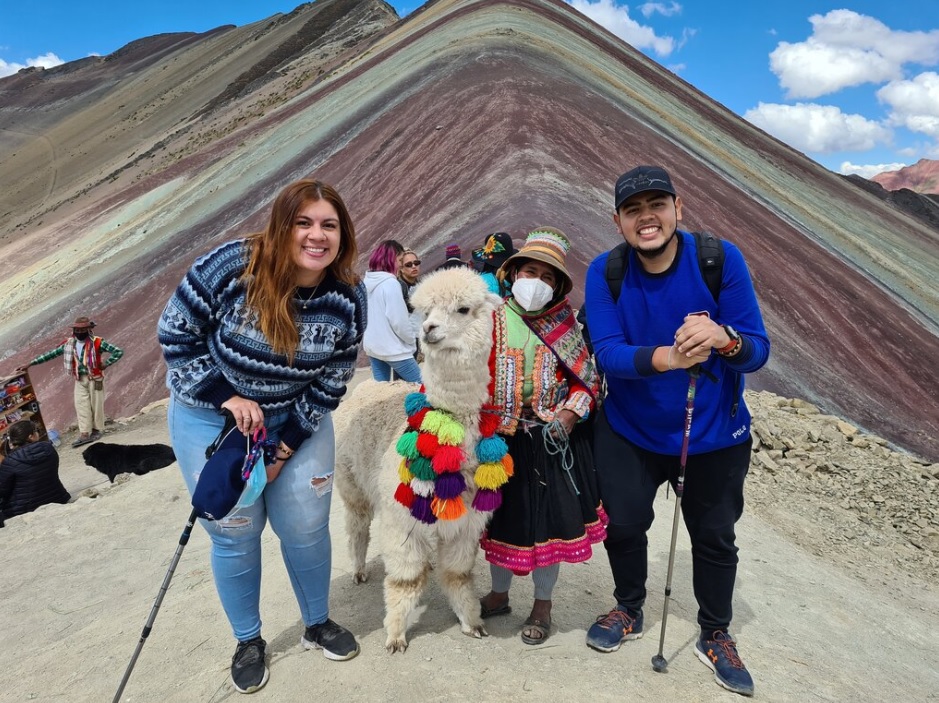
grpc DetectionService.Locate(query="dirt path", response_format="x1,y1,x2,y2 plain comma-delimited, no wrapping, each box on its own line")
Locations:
1,401,937,702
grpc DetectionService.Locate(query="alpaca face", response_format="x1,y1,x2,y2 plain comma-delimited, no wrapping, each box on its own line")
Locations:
411,268,502,354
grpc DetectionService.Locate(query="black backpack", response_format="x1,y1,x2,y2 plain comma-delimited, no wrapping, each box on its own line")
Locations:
578,231,724,353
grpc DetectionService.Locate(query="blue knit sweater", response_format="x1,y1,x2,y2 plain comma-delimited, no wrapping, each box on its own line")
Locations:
158,239,367,451
585,231,770,455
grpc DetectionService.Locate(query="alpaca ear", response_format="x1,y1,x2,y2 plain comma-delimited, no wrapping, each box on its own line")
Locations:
485,292,504,310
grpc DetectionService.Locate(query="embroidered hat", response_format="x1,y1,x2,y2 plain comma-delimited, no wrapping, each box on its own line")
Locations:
499,227,573,298
614,165,677,211
71,316,96,329
471,232,517,271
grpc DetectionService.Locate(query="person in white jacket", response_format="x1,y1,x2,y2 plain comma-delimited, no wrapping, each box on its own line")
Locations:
363,240,422,382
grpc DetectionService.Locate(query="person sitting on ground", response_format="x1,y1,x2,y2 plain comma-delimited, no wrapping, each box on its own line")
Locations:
363,240,422,383
18,316,123,447
0,419,70,523
471,232,517,295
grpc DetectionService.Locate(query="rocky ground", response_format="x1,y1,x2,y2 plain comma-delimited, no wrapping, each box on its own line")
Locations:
744,391,939,589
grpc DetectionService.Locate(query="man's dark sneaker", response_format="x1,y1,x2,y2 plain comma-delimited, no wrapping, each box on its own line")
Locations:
695,630,755,697
585,605,643,652
89,430,102,441
301,619,360,661
231,637,269,694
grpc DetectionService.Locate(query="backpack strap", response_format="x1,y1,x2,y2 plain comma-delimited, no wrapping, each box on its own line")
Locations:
604,242,631,303
692,231,724,303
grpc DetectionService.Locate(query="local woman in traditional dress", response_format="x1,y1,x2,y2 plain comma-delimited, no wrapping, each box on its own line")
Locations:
479,227,607,644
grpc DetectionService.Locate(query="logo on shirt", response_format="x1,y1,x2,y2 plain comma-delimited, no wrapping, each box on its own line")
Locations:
732,424,748,440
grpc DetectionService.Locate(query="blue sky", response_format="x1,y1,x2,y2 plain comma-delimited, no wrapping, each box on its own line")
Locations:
2,1,938,177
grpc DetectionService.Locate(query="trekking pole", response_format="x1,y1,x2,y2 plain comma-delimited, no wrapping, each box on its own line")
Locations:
112,508,198,702
651,366,700,673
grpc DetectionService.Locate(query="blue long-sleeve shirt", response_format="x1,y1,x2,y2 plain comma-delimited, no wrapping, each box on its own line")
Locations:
158,239,366,451
585,231,770,455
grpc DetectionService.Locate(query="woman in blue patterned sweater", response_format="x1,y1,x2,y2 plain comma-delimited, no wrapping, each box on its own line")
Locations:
158,179,367,693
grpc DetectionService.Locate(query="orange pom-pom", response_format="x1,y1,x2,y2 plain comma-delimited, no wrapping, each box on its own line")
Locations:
432,444,465,474
394,482,415,508
502,453,514,477
416,432,439,458
431,496,467,520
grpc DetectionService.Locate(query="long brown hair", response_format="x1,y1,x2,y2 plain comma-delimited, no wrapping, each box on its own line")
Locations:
241,179,359,363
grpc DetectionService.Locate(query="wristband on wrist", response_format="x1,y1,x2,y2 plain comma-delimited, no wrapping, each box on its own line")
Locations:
278,443,295,457
717,324,742,356
666,345,675,371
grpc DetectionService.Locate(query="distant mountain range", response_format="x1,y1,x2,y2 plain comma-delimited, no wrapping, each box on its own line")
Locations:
1,0,937,460
871,159,939,194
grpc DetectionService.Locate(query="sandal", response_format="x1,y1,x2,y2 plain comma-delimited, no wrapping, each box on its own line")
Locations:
480,598,512,619
72,434,93,448
520,616,551,645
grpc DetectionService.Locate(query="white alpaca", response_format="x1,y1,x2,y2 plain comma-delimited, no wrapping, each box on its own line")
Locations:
334,267,503,652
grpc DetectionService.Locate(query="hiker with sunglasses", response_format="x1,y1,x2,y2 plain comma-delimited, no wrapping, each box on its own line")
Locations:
158,179,366,694
583,165,770,697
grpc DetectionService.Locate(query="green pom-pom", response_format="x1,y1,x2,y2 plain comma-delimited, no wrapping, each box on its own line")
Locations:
421,410,446,434
409,456,436,481
395,430,419,459
436,416,465,446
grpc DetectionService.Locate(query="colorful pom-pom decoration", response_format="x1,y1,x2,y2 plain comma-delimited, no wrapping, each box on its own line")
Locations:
404,392,432,416
432,444,464,474
409,456,436,482
395,431,419,460
472,488,502,512
395,391,512,524
394,482,415,508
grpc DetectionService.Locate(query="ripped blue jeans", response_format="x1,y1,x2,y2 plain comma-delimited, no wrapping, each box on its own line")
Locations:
168,397,335,642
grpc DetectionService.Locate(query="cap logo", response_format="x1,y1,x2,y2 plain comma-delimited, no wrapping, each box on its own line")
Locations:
617,174,672,195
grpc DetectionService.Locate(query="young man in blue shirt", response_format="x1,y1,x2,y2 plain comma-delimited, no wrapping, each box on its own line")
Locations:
584,165,770,697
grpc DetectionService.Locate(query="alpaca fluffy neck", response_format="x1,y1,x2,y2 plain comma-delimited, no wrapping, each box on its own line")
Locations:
422,346,491,427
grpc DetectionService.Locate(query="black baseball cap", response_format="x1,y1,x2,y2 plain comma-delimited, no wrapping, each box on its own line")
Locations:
614,165,677,211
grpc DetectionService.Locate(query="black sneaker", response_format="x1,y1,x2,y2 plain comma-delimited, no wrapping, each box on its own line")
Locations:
301,619,360,661
231,637,269,694
695,630,755,697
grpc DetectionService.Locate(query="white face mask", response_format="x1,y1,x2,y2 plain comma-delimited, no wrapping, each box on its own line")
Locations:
511,277,554,312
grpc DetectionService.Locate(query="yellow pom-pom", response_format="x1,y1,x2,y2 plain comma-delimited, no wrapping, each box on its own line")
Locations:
474,461,510,490
432,496,467,520
398,459,413,484
436,416,465,446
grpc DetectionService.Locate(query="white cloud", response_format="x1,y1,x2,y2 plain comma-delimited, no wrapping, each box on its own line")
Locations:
878,71,939,138
770,10,939,99
839,161,907,178
639,1,681,18
0,52,64,78
567,0,676,56
744,102,892,153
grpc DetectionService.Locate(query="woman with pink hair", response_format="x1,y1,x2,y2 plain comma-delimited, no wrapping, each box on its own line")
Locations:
363,240,422,382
